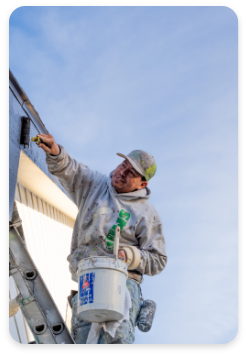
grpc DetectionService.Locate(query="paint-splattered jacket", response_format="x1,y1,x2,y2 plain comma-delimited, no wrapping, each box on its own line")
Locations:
46,146,167,283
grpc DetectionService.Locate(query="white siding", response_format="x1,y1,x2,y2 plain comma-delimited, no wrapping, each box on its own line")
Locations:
9,183,77,343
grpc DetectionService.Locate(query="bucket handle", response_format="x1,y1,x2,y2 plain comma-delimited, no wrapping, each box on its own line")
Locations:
118,257,132,268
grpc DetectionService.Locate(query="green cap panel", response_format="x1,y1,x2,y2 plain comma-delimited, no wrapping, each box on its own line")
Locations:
144,162,157,181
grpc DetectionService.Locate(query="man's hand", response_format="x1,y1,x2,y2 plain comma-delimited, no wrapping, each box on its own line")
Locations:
36,134,60,155
118,249,127,262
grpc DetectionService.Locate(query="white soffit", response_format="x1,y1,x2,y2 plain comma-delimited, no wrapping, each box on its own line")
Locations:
17,151,78,220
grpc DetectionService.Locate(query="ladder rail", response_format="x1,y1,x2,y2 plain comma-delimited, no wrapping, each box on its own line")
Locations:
9,257,57,344
9,226,75,344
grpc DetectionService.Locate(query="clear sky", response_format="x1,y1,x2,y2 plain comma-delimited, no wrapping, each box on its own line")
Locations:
9,6,238,344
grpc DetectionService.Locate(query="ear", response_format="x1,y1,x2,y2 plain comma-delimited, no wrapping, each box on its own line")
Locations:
137,181,148,190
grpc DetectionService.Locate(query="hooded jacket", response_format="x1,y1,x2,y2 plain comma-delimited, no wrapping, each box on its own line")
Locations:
46,146,167,283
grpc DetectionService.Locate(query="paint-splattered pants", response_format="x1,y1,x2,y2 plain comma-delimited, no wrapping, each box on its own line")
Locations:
71,279,143,344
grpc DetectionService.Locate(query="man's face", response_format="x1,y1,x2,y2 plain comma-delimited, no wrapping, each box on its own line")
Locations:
111,159,148,193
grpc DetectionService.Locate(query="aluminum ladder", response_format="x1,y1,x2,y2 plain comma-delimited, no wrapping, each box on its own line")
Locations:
9,207,75,344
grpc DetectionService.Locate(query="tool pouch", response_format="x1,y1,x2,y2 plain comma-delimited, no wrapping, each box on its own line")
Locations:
68,290,78,308
136,300,156,332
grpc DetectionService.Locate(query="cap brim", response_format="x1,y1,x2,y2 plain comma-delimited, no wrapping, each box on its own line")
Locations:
116,153,144,178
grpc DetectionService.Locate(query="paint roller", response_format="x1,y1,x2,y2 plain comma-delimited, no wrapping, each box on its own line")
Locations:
20,116,31,150
20,116,48,150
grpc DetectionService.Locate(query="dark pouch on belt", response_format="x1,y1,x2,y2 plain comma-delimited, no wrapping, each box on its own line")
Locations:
137,300,156,332
68,290,78,308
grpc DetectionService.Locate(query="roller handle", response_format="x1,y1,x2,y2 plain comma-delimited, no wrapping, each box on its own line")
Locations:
113,226,120,257
31,136,49,147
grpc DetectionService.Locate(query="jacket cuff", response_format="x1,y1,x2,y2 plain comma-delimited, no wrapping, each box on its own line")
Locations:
46,144,63,159
122,246,140,270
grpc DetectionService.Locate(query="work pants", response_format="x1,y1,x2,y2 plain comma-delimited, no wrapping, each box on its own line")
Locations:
70,279,142,344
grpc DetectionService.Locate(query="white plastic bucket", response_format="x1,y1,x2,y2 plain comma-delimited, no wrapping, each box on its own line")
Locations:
77,256,128,323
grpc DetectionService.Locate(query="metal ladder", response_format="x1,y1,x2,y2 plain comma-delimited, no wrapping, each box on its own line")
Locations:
9,206,75,344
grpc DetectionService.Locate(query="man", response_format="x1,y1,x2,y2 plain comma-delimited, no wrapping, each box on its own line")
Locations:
38,133,167,344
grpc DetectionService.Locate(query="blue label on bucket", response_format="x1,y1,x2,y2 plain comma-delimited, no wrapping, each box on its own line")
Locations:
79,272,95,306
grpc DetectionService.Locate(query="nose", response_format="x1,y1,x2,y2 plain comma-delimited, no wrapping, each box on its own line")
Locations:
120,167,129,177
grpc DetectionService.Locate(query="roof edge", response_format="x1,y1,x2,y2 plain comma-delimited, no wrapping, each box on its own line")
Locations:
9,69,49,135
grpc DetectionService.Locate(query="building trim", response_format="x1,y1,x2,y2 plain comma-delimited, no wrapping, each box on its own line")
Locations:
9,70,49,135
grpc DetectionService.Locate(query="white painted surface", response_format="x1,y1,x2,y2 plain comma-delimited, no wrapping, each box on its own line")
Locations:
9,183,78,343
17,151,78,220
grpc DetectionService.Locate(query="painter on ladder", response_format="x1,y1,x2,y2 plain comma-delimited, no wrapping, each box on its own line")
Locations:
37,133,167,344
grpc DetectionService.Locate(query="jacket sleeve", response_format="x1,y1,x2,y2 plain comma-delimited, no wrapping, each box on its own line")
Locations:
46,145,102,208
133,213,167,276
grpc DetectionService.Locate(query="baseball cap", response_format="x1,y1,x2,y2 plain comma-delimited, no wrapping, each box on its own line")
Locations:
116,150,157,181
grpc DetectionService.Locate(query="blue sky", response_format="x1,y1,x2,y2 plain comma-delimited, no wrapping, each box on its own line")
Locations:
9,6,238,344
